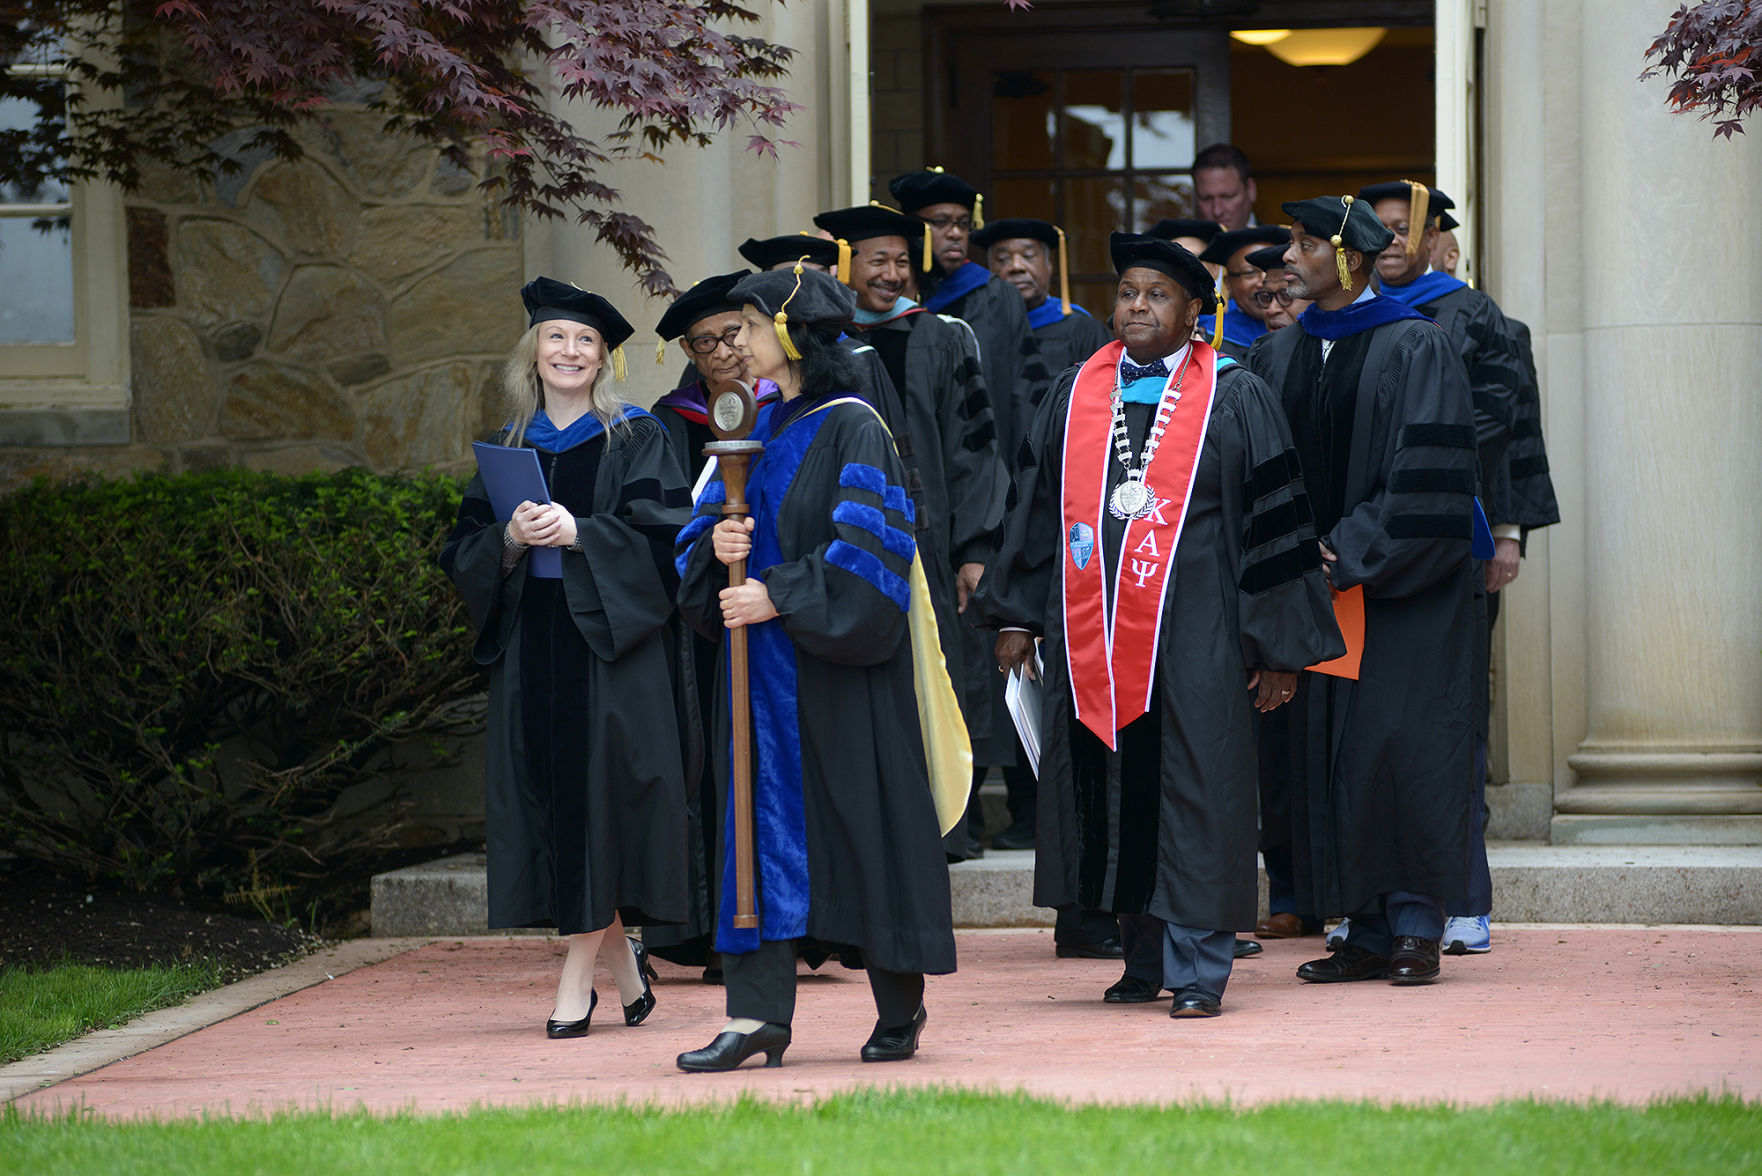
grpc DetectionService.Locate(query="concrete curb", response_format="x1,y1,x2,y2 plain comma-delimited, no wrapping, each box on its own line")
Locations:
0,937,432,1104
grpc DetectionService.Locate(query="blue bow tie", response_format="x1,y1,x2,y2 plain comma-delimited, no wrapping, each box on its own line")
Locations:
1119,359,1168,384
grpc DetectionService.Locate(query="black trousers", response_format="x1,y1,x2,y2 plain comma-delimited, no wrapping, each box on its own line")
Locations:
722,939,924,1027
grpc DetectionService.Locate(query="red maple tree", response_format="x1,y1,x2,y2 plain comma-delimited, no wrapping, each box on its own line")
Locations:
1642,0,1762,139
0,0,800,293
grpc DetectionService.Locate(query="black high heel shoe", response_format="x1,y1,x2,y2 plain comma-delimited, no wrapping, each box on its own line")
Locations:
623,937,657,1026
675,1023,791,1072
546,989,597,1039
628,936,659,983
860,1003,926,1062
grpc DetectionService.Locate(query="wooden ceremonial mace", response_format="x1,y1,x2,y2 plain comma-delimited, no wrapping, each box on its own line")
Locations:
704,381,764,930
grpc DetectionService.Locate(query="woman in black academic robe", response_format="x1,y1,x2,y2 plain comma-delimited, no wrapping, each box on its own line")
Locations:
673,266,956,1072
440,277,693,1039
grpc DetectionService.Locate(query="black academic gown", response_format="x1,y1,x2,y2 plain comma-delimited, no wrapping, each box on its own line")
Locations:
1247,316,1479,917
440,412,693,935
969,355,1343,932
1498,320,1561,535
676,396,958,976
929,268,1053,459
857,308,1009,753
928,273,1054,767
1030,308,1113,385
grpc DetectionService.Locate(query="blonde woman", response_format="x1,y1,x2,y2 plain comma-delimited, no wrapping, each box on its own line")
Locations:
440,277,693,1038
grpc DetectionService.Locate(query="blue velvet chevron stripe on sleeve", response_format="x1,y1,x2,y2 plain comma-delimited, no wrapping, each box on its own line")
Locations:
829,462,917,611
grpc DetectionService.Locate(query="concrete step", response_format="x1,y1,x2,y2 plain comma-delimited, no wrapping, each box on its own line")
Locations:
371,843,1762,937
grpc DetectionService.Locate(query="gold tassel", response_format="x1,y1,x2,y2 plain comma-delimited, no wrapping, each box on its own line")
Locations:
773,260,806,361
1332,195,1356,291
973,193,984,230
774,314,802,361
1210,288,1225,350
921,221,933,272
1055,225,1072,316
1406,180,1430,260
836,237,851,286
655,339,667,365
612,345,628,382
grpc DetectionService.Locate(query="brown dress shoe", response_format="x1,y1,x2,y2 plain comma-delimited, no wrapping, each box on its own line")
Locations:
1295,943,1389,983
1255,912,1319,939
1387,936,1441,984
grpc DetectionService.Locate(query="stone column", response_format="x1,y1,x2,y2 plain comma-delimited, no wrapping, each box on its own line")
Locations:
1537,1,1762,842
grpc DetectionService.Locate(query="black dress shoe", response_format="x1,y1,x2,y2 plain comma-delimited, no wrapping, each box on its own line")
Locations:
1102,975,1162,1003
676,1022,791,1072
1168,988,1223,1018
546,989,597,1038
1388,935,1442,984
1295,943,1390,983
989,824,1036,851
1055,936,1125,960
860,1004,927,1062
1233,937,1263,959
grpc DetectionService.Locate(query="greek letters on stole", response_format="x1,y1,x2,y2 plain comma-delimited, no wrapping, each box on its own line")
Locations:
1059,340,1218,749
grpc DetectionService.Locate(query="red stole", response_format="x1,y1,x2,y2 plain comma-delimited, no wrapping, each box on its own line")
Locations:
1060,340,1219,749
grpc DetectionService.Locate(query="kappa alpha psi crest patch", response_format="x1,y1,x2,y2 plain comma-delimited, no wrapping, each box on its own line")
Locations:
1068,521,1095,570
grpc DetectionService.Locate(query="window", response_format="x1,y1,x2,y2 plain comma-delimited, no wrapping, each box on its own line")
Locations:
1,31,131,445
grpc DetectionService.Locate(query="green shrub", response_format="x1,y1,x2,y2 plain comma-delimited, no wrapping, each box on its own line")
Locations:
0,467,484,902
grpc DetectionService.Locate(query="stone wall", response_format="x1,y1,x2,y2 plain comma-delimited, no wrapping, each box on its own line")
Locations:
1,108,523,488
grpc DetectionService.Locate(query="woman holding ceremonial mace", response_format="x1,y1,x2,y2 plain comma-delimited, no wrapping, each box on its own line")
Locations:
674,265,959,1071
440,278,693,1039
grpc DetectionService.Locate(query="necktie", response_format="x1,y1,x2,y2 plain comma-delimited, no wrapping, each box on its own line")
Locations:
1119,359,1168,384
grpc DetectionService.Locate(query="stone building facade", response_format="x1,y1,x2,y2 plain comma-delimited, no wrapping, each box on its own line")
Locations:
1,107,522,489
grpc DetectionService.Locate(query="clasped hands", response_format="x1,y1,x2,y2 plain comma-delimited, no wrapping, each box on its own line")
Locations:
711,517,778,628
507,500,577,548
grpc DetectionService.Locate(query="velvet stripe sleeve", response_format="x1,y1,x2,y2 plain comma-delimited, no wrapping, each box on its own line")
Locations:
762,410,915,666
934,320,1010,567
1224,373,1346,672
1326,325,1479,598
1500,319,1562,532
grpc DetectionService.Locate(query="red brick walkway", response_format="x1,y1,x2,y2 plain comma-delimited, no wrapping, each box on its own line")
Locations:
14,928,1759,1118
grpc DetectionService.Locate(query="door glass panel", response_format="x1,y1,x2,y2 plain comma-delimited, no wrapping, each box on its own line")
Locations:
991,71,1055,171
1132,173,1196,228
990,177,1056,223
1060,175,1126,277
1062,70,1125,170
1071,279,1116,320
1130,69,1197,170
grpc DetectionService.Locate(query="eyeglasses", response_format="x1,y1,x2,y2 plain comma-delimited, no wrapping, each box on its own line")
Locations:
918,216,974,232
1252,288,1296,308
685,326,741,355
1226,268,1263,282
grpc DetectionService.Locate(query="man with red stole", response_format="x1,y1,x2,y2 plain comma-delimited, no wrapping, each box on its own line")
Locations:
970,234,1342,1017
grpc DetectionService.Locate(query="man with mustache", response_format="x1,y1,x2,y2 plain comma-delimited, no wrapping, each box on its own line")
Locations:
1247,195,1481,987
815,204,1009,826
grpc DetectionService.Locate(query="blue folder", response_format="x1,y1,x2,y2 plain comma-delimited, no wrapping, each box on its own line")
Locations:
471,441,562,578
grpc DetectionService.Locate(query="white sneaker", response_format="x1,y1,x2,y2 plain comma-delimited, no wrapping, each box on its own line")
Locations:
1441,915,1491,955
1324,918,1350,950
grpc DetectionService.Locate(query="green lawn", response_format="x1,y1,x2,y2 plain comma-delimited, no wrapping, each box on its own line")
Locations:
2,1091,1756,1174
0,961,223,1065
